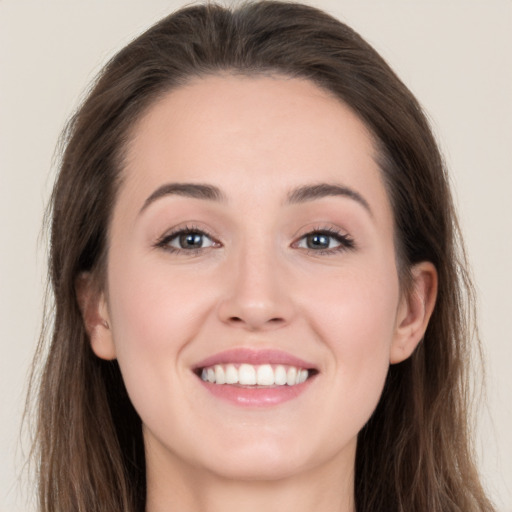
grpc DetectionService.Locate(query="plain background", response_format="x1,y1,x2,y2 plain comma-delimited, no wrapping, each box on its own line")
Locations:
1,1,511,510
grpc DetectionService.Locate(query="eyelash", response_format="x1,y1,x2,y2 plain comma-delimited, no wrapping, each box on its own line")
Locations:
154,225,355,256
294,226,355,255
154,224,219,256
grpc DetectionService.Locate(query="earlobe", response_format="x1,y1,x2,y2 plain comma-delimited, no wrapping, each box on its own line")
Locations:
75,272,117,360
390,262,438,364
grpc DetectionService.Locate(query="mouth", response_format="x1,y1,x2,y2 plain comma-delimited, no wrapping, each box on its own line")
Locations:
192,349,318,406
195,363,318,387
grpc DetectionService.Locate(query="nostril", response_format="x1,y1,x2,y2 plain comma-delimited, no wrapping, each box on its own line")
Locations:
229,316,284,326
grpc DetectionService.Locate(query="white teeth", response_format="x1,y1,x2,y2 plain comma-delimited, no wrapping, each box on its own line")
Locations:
256,364,274,385
274,365,287,385
214,365,226,385
199,363,310,386
225,364,238,384
239,364,257,385
286,367,297,386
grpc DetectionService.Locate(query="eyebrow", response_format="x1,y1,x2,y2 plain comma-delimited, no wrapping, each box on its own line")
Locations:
139,181,372,217
286,183,373,216
140,182,225,213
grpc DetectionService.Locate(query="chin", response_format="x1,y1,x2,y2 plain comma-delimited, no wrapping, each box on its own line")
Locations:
205,451,307,481
195,433,334,482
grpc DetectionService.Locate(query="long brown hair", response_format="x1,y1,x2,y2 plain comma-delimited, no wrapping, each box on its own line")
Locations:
29,2,494,511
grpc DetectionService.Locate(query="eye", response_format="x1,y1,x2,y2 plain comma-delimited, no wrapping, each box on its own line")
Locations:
156,227,218,253
294,228,354,254
170,231,214,250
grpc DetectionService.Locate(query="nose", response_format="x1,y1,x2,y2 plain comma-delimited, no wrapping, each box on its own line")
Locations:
217,242,294,332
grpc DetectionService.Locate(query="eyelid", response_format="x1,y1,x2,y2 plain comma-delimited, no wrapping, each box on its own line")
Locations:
153,223,354,256
292,225,355,254
154,224,221,254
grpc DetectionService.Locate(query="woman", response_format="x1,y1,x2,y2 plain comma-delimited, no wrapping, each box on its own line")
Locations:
29,1,495,511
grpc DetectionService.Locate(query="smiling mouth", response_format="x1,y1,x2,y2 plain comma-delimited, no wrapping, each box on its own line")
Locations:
195,363,318,387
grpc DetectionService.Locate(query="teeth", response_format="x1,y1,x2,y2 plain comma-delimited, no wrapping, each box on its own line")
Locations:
286,366,297,386
274,365,287,385
257,364,274,385
225,364,238,384
214,365,226,385
199,363,310,386
239,364,256,385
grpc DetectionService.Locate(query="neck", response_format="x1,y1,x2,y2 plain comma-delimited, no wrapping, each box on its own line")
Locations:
145,441,356,512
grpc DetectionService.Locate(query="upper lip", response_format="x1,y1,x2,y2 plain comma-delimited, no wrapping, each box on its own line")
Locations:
192,348,317,370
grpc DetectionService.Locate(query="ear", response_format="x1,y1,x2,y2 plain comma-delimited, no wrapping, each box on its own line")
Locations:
75,272,116,360
390,262,438,364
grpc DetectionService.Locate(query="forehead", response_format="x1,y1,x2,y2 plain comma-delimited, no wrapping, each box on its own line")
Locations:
120,74,390,220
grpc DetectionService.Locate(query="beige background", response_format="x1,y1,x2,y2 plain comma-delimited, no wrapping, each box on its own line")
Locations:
1,1,511,510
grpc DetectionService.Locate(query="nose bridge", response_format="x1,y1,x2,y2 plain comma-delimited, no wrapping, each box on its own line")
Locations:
217,230,292,330
238,236,279,299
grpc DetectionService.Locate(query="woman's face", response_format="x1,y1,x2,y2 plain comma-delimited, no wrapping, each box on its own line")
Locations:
90,75,428,482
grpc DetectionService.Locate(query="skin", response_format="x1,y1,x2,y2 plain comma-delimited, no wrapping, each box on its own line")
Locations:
79,75,437,512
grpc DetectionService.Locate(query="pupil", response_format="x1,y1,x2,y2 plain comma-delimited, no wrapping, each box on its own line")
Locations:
180,233,202,248
308,234,329,249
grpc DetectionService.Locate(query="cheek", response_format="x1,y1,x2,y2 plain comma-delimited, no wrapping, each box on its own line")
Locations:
303,256,399,348
104,254,213,402
107,251,211,346
104,254,229,446
301,261,399,417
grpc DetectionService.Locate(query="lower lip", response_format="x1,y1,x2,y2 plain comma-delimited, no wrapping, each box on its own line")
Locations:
197,377,314,407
